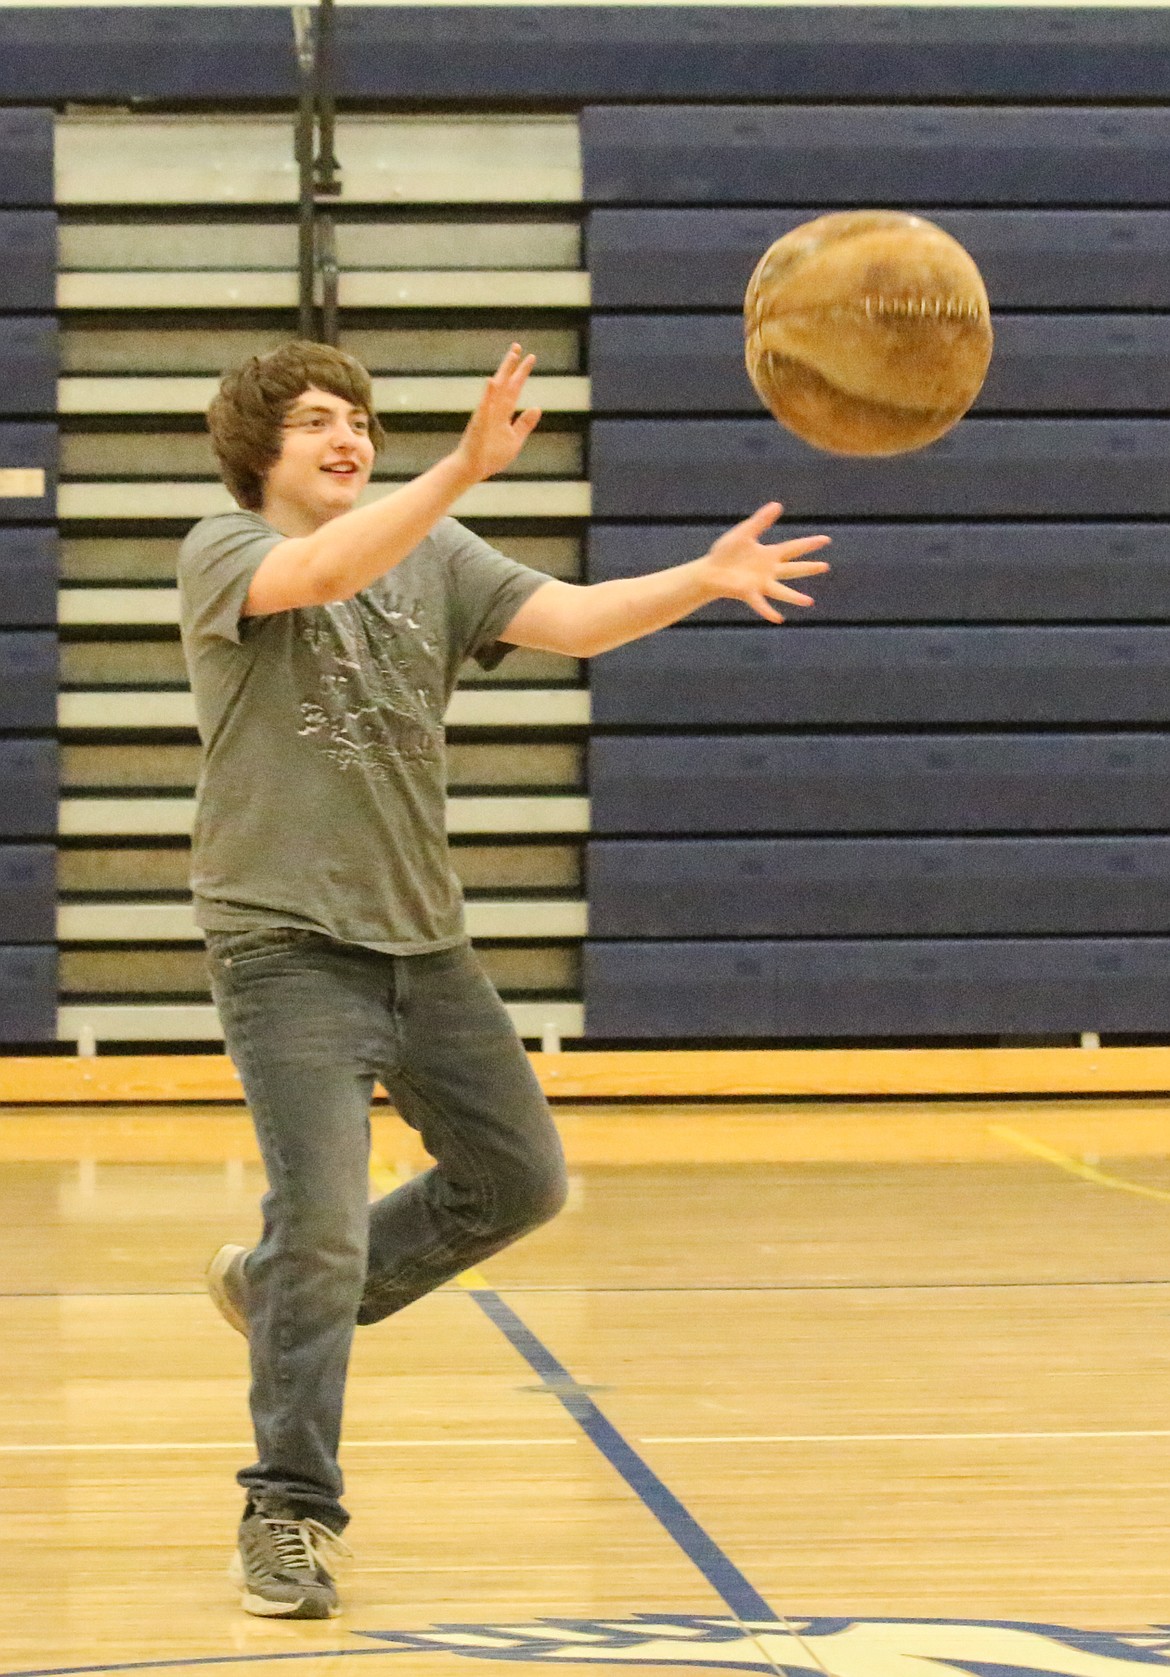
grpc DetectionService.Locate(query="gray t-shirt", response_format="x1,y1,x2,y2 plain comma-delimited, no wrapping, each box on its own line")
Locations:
177,509,550,952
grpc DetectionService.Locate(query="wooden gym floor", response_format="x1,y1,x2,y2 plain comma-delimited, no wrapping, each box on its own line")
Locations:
4,1097,1170,1676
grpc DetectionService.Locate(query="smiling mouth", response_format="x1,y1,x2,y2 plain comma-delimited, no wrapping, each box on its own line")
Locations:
322,464,359,477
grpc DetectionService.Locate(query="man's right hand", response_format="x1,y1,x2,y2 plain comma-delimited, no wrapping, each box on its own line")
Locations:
451,344,542,484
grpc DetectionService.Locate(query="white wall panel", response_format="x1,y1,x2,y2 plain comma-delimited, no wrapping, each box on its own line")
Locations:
59,481,591,520
59,794,590,837
57,1002,584,1047
57,115,582,205
60,376,590,416
58,900,588,942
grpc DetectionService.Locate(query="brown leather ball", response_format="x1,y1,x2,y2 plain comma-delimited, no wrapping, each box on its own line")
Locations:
744,211,994,456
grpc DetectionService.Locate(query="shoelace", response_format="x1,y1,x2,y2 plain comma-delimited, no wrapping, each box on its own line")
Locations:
265,1517,353,1578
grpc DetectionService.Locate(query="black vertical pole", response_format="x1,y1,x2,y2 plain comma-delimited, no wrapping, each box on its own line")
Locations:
314,0,341,346
318,215,340,347
293,4,317,341
315,0,341,198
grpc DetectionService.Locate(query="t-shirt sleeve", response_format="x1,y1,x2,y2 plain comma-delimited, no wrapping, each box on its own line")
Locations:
439,519,554,670
177,513,284,647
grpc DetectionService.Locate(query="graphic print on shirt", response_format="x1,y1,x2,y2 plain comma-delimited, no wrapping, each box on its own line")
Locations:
296,591,445,778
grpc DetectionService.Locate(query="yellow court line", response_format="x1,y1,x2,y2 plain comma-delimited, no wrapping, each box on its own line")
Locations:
989,1122,1170,1204
368,1154,489,1289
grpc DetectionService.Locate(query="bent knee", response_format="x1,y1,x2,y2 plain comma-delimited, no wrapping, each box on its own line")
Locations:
508,1153,569,1233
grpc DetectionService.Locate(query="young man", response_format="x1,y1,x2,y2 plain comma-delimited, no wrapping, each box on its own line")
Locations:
179,339,829,1621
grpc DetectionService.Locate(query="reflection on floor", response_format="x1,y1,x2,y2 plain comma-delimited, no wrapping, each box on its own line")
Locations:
3,1098,1170,1674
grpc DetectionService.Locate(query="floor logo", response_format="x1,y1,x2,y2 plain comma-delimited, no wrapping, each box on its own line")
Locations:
356,1615,1170,1674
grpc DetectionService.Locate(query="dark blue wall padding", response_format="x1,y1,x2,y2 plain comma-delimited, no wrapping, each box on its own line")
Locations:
2,10,1169,102
0,845,54,943
0,424,56,523
0,110,53,208
591,314,1170,415
0,529,56,628
0,741,57,838
0,214,56,312
584,938,1170,1038
0,318,58,417
0,633,57,730
589,734,1170,836
588,524,1170,625
592,626,1170,727
589,837,1170,938
591,419,1170,520
583,106,1170,208
0,945,55,1043
588,210,1170,312
0,10,296,100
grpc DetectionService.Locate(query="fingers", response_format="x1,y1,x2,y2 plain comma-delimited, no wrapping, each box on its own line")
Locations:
508,353,537,395
738,501,784,539
513,405,542,439
769,533,831,561
765,583,816,607
774,560,831,579
490,343,535,393
491,342,524,378
747,593,786,625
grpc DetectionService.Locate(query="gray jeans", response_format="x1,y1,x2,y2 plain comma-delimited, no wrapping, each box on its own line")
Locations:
206,929,567,1531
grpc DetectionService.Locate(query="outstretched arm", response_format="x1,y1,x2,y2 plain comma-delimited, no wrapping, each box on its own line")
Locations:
499,502,830,658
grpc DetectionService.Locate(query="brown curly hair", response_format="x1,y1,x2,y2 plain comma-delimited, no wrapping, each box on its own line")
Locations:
207,340,386,510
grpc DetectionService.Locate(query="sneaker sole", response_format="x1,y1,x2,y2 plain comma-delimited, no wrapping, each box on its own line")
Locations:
206,1244,248,1338
228,1547,340,1619
239,1588,340,1620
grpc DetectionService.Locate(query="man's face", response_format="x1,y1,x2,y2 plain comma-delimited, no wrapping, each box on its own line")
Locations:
262,385,376,523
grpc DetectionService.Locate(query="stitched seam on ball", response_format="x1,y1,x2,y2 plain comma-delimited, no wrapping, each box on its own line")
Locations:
862,295,984,320
748,297,985,326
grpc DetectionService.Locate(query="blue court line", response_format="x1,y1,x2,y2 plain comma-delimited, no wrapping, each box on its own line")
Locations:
468,1286,780,1625
2,1285,779,1677
1,1652,395,1677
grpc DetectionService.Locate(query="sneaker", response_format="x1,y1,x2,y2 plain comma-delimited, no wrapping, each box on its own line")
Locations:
229,1510,351,1619
206,1243,249,1338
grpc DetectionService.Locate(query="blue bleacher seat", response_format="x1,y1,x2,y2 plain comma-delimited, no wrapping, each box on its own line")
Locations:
587,523,1170,624
583,106,1170,207
590,313,1170,415
584,938,1170,1038
0,423,56,522
2,10,1168,102
0,11,295,101
589,734,1170,835
0,108,53,206
0,943,56,1042
0,317,58,416
590,419,1170,519
592,626,1170,727
0,740,57,838
0,632,57,729
588,837,1170,937
0,529,56,627
587,209,1170,311
0,844,54,942
0,212,56,311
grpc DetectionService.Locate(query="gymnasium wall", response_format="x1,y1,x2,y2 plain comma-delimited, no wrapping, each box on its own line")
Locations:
0,5,1168,1048
583,101,1170,1040
0,108,57,1043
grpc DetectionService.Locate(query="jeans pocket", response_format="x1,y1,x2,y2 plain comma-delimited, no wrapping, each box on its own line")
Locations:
206,928,316,969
